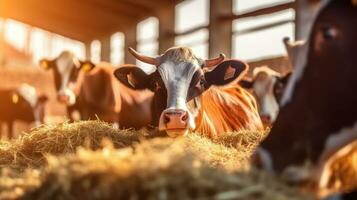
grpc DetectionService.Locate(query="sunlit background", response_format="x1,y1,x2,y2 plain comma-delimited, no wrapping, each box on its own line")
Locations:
0,0,294,67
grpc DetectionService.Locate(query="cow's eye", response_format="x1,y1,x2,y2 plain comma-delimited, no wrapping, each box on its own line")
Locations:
196,79,205,88
321,26,338,40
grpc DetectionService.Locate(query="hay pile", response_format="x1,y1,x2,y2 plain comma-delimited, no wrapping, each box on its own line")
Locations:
1,139,312,200
0,121,313,200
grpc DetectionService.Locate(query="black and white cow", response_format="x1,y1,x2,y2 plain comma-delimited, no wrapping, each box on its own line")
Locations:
254,0,357,190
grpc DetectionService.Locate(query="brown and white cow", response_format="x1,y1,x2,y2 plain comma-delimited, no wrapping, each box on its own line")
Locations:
255,0,357,186
114,47,263,138
39,51,152,129
0,84,48,139
239,66,291,124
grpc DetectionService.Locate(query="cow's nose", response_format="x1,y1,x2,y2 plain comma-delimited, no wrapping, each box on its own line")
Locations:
57,94,70,103
163,109,188,129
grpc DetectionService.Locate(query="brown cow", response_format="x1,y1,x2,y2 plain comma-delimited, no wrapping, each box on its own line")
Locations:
255,0,357,186
0,84,48,139
114,47,263,138
39,51,152,129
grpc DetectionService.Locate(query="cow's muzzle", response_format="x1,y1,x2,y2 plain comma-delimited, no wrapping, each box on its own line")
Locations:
57,89,76,106
159,109,191,137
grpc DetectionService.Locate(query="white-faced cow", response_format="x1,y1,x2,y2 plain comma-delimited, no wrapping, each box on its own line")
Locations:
239,66,291,125
0,84,48,139
39,51,152,129
114,47,263,138
255,0,357,190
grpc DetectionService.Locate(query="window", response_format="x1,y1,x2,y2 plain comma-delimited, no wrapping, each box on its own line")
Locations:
91,40,101,63
111,32,124,65
3,19,29,51
175,0,209,58
137,17,158,71
232,0,295,61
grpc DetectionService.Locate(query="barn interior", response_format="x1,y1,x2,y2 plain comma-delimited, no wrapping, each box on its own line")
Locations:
1,0,356,199
0,0,317,128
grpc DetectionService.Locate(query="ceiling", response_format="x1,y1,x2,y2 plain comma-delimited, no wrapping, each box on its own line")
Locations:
0,0,181,42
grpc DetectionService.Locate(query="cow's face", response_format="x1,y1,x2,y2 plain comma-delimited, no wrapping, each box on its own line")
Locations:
114,47,247,137
255,0,357,175
240,67,290,124
14,84,48,125
39,51,94,106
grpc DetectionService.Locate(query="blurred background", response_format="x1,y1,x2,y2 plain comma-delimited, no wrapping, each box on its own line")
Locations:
0,0,319,135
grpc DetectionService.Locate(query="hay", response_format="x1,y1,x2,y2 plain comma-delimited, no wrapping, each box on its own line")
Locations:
0,121,147,170
0,121,265,171
2,139,312,200
0,121,313,199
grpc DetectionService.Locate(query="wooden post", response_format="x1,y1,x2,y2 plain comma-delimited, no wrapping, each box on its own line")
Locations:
158,3,175,54
85,41,91,61
124,25,137,64
209,0,233,58
100,36,111,62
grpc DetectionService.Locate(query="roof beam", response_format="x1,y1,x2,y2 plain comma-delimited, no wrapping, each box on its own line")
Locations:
86,0,153,19
0,0,101,41
222,2,295,20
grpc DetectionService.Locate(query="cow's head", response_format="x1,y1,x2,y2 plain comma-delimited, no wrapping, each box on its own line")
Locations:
240,66,290,124
39,51,95,106
114,47,248,137
15,84,48,125
254,0,357,178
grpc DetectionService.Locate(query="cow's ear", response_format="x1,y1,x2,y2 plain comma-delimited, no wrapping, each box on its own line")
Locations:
80,61,95,72
39,59,53,70
114,65,151,90
204,60,248,87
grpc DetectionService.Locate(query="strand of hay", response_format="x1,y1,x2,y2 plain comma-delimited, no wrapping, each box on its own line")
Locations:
1,138,312,200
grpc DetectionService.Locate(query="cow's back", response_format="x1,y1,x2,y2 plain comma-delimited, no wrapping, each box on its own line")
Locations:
78,63,152,128
196,85,263,137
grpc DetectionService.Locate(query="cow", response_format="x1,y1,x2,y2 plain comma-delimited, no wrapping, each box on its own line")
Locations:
0,84,48,139
113,47,263,138
254,0,357,192
239,66,291,125
39,51,152,129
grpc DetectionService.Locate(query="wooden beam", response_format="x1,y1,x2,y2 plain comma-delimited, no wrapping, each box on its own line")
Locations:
118,0,167,12
158,3,175,54
85,42,92,60
209,0,233,58
39,0,135,31
100,36,111,62
87,0,153,19
124,26,137,64
222,2,295,21
175,25,208,37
